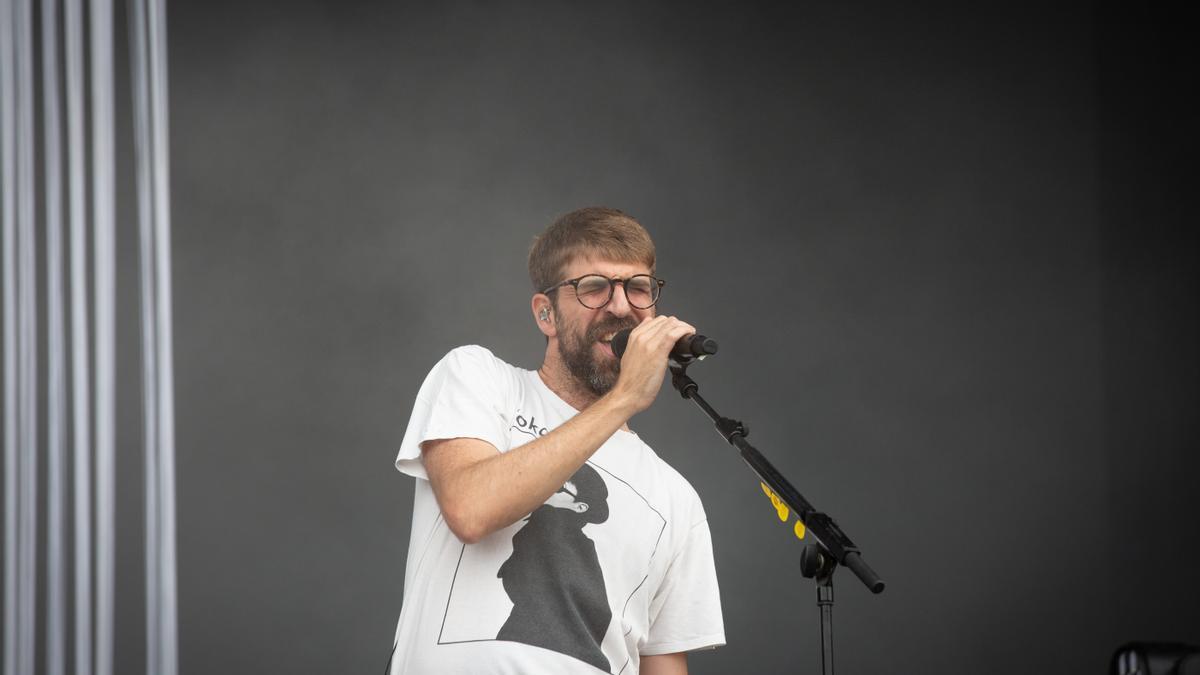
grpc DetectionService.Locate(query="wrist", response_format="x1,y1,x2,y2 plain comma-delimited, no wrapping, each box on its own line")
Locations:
598,385,640,420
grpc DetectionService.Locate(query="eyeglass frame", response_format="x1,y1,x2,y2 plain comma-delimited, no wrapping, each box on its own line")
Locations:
540,273,666,310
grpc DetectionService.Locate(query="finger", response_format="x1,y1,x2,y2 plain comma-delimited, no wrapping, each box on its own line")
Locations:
630,315,670,344
641,317,690,355
629,314,663,336
664,320,697,341
651,316,695,341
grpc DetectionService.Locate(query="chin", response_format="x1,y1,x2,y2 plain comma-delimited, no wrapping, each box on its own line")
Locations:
586,368,619,396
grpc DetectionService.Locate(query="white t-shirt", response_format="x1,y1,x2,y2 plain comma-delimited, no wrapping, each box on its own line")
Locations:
388,345,725,675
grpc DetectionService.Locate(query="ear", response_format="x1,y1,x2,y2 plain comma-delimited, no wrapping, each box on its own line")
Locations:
532,294,556,337
572,502,589,514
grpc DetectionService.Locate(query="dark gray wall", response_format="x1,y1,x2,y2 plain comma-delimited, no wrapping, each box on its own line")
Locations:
1099,1,1197,655
93,1,1197,674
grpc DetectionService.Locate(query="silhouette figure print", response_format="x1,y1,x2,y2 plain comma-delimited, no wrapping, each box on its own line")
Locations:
497,463,611,671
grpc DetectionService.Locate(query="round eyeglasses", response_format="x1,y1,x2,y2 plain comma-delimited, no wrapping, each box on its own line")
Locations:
542,274,665,310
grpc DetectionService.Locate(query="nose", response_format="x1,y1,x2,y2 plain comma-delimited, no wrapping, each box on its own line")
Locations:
605,281,633,317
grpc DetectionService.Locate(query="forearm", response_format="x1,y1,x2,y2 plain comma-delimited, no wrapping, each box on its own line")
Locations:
641,653,687,675
429,389,637,542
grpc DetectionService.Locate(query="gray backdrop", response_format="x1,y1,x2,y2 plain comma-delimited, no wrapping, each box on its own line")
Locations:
88,1,1199,673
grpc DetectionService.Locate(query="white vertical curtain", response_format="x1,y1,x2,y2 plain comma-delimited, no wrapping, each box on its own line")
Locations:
0,0,178,673
40,0,67,674
129,0,179,672
63,0,91,672
2,0,26,672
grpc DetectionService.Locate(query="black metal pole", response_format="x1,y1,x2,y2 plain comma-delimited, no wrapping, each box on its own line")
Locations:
609,329,886,674
801,543,839,675
818,579,834,675
666,355,884,674
668,358,885,595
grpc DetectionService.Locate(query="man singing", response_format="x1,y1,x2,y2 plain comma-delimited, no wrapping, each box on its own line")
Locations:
387,207,725,674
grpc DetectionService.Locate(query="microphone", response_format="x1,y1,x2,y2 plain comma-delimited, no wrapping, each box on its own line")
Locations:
611,328,719,360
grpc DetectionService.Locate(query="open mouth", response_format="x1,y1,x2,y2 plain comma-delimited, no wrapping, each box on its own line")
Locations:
590,324,632,358
594,331,619,357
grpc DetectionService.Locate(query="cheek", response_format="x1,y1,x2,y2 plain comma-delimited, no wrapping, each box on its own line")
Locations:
560,313,597,337
559,317,583,338
552,314,574,335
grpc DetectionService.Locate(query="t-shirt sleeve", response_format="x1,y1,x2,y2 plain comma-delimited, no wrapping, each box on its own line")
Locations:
394,345,512,481
641,518,726,655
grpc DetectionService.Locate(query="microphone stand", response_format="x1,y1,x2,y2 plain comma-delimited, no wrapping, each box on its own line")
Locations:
667,355,885,675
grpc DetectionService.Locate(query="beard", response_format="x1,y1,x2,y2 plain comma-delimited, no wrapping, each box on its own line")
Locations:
557,314,639,397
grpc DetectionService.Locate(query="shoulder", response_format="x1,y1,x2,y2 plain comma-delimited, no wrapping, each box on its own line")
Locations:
439,344,510,371
434,344,522,379
418,345,522,398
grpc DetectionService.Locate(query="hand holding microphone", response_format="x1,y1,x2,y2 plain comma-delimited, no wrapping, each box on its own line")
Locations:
607,317,717,414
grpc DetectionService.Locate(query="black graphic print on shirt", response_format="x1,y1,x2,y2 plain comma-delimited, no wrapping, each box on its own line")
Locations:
436,460,666,675
496,463,611,671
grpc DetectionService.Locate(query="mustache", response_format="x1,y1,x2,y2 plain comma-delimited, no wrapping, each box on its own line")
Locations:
586,318,638,343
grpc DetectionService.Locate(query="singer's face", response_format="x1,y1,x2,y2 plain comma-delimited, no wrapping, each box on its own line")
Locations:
552,256,655,397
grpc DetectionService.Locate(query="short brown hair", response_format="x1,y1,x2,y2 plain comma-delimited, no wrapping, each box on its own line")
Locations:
528,207,656,293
